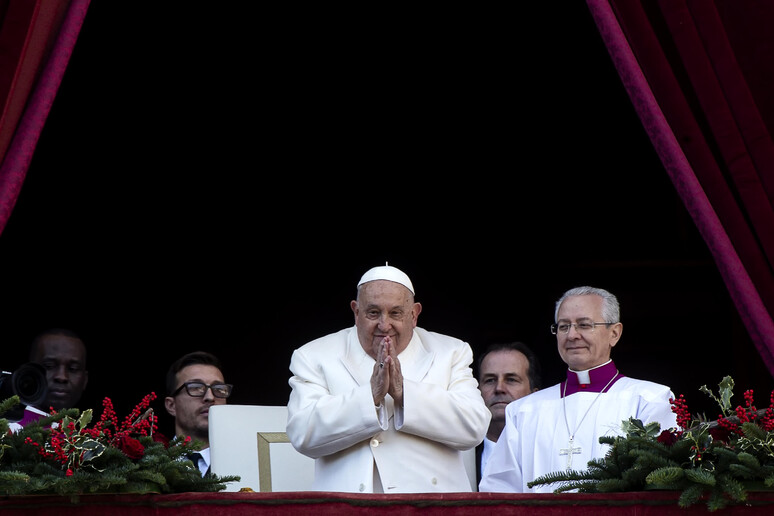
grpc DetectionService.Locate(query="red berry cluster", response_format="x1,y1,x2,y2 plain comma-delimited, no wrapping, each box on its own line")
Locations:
23,393,160,473
715,389,774,434
669,394,692,434
671,388,774,441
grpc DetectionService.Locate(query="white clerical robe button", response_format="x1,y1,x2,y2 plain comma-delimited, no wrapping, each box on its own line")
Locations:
431,477,438,485
370,438,379,448
359,483,365,492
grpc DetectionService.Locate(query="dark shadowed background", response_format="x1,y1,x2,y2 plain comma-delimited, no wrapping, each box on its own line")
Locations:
1,3,770,434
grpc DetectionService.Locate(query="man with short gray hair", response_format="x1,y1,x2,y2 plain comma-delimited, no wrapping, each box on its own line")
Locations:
480,286,677,493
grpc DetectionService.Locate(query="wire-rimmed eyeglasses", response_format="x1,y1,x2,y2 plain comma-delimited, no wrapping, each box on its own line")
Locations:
171,381,233,398
550,321,615,335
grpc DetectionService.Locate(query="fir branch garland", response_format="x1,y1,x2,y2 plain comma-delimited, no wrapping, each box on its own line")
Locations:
0,395,240,495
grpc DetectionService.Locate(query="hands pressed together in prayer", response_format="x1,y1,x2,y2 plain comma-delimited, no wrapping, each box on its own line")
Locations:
372,336,404,408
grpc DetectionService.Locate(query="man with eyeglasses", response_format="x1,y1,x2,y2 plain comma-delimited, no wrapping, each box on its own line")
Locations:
479,286,677,493
164,351,233,476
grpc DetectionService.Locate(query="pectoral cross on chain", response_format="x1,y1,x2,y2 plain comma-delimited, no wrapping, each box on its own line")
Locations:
559,436,582,469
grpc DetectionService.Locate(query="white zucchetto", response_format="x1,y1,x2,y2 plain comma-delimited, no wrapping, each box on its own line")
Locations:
357,263,415,295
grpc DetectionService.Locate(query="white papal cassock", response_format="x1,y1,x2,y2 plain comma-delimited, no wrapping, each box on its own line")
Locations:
479,360,677,493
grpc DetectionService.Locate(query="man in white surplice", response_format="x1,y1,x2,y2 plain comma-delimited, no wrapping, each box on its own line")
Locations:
479,286,677,493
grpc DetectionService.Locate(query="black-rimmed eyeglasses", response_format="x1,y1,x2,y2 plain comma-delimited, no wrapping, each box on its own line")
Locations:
550,322,615,335
171,381,233,398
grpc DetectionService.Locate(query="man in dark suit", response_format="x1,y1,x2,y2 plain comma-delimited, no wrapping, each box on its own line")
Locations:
164,351,233,477
475,341,542,486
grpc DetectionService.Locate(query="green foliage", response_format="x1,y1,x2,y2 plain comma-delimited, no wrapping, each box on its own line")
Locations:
0,397,240,495
527,375,774,512
646,466,684,488
678,484,706,508
699,376,734,416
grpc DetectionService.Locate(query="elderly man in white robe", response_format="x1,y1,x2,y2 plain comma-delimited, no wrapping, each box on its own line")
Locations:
287,264,490,493
479,286,677,493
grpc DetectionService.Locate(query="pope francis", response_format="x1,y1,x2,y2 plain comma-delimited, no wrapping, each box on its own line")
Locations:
286,264,490,493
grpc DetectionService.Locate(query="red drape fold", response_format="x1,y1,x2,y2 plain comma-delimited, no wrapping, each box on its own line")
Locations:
0,0,88,235
587,0,774,375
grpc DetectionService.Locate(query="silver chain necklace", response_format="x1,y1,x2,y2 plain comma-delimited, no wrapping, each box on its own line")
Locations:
559,370,619,470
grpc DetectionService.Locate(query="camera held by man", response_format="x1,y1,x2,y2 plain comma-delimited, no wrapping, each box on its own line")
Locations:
0,362,48,422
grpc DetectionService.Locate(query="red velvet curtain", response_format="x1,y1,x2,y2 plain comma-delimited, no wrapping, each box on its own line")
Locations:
0,0,88,234
587,0,774,376
2,1,774,379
